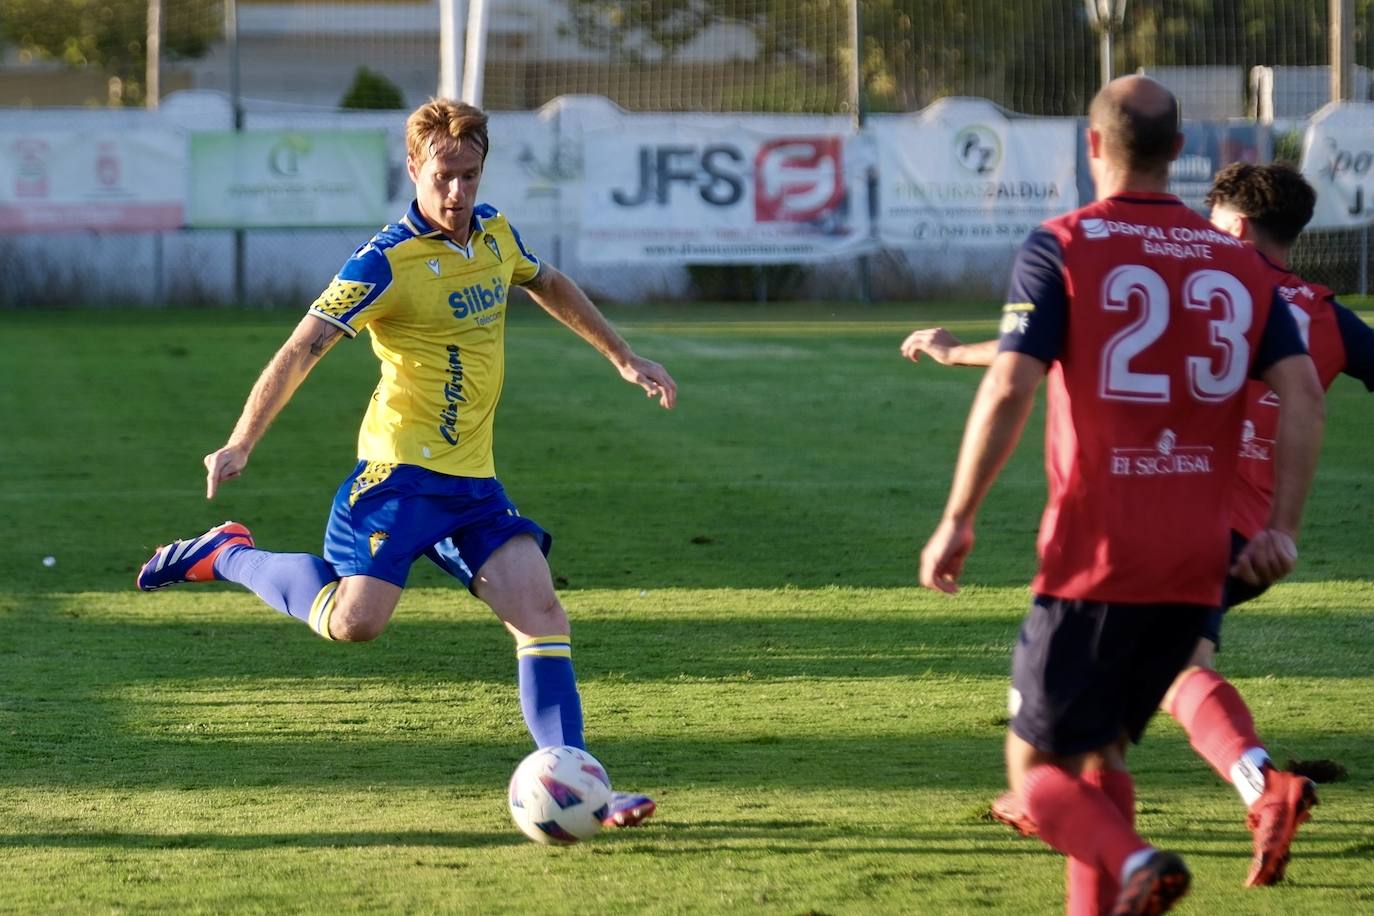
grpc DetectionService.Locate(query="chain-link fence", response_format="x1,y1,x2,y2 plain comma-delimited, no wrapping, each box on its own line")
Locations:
1,0,1370,305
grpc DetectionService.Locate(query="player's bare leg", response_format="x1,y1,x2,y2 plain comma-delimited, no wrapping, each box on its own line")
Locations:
326,576,404,641
475,535,655,828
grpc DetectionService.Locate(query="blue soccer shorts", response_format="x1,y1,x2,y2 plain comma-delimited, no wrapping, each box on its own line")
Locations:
1010,595,1210,756
1202,530,1273,650
323,461,551,591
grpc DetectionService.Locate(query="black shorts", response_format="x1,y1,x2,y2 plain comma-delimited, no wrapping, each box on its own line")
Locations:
1201,531,1273,650
1010,595,1210,756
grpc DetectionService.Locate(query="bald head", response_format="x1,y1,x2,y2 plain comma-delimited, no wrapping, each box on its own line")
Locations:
1089,76,1181,178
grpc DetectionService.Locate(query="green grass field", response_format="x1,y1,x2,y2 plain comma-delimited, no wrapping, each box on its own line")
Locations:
3,303,1373,914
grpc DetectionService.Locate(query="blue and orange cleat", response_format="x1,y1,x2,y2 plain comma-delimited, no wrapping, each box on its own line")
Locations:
136,521,254,591
602,791,656,828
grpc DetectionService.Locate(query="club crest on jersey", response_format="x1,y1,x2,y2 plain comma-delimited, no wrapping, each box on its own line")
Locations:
426,258,441,277
1110,428,1214,477
369,531,389,556
484,235,501,260
1000,302,1033,335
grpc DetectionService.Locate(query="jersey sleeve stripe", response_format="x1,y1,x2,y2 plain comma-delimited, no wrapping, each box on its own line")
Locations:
308,307,360,338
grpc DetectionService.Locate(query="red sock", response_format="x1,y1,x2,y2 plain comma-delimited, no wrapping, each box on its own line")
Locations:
1166,668,1263,781
1066,769,1135,915
1023,765,1149,889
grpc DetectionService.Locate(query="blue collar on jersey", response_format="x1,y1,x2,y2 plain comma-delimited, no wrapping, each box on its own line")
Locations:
400,200,487,240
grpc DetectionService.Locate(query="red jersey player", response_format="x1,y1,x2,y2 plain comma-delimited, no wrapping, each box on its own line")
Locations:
903,163,1374,890
918,77,1325,915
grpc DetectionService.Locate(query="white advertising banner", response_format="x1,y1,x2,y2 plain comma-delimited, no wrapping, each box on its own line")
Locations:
189,130,389,228
241,111,556,230
0,130,186,232
1301,102,1374,229
574,110,872,263
873,98,1078,246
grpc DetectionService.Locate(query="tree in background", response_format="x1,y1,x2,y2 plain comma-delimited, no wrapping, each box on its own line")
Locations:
340,66,406,110
564,0,1365,116
1,0,221,106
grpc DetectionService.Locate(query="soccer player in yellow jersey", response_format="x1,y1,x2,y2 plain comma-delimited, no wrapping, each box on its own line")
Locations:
137,99,676,828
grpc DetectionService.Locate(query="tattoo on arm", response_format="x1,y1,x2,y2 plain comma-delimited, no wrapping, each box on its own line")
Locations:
309,331,336,358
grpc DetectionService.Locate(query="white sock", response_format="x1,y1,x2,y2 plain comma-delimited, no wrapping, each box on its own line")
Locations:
1230,747,1270,807
1120,847,1157,885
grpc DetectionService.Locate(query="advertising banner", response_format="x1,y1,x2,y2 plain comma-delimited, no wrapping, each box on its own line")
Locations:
1302,102,1374,229
241,111,556,230
0,130,185,232
188,130,389,228
873,98,1077,247
1168,121,1270,211
574,110,872,264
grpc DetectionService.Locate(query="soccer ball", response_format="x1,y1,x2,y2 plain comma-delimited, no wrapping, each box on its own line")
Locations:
508,745,613,845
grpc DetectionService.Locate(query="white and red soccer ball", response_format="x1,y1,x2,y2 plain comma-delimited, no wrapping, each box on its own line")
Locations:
508,746,613,845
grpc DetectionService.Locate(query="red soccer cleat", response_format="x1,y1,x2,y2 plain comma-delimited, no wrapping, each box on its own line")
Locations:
989,790,1039,838
1112,850,1190,916
1245,768,1318,887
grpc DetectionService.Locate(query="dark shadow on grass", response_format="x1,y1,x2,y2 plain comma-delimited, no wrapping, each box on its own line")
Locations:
0,830,518,851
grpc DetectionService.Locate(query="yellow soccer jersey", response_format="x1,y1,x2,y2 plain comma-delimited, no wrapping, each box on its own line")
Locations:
308,201,542,477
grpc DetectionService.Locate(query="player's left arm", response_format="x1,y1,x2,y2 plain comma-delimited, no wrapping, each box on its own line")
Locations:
899,328,998,367
521,265,676,409
1332,300,1374,390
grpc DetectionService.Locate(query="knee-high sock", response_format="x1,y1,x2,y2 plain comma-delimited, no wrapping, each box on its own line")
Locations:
1166,667,1267,803
1023,764,1150,897
213,544,339,639
516,636,585,750
1067,769,1136,916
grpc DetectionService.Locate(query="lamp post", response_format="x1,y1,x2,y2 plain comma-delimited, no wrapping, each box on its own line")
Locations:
1085,0,1129,87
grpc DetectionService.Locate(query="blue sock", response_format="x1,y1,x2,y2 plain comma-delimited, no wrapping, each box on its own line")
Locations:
214,544,340,639
516,636,585,749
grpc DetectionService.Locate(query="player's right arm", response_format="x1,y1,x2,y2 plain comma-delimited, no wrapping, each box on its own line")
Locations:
920,351,1045,593
919,228,1063,593
205,315,344,499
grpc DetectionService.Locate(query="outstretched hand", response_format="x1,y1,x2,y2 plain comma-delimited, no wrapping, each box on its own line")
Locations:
619,356,677,409
900,327,964,365
204,444,250,500
1230,528,1298,587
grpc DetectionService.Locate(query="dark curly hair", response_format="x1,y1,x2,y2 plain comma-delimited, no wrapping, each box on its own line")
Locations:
1204,162,1315,246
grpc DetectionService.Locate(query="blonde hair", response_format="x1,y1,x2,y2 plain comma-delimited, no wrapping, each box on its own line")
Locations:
405,98,489,164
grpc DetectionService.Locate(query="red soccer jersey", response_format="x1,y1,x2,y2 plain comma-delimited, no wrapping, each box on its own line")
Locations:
1000,193,1306,606
1230,257,1374,538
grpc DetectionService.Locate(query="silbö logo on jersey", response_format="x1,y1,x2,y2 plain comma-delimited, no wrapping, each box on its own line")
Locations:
449,276,506,321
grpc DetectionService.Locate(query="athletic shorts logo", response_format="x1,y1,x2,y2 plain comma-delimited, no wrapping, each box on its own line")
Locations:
369,531,389,556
